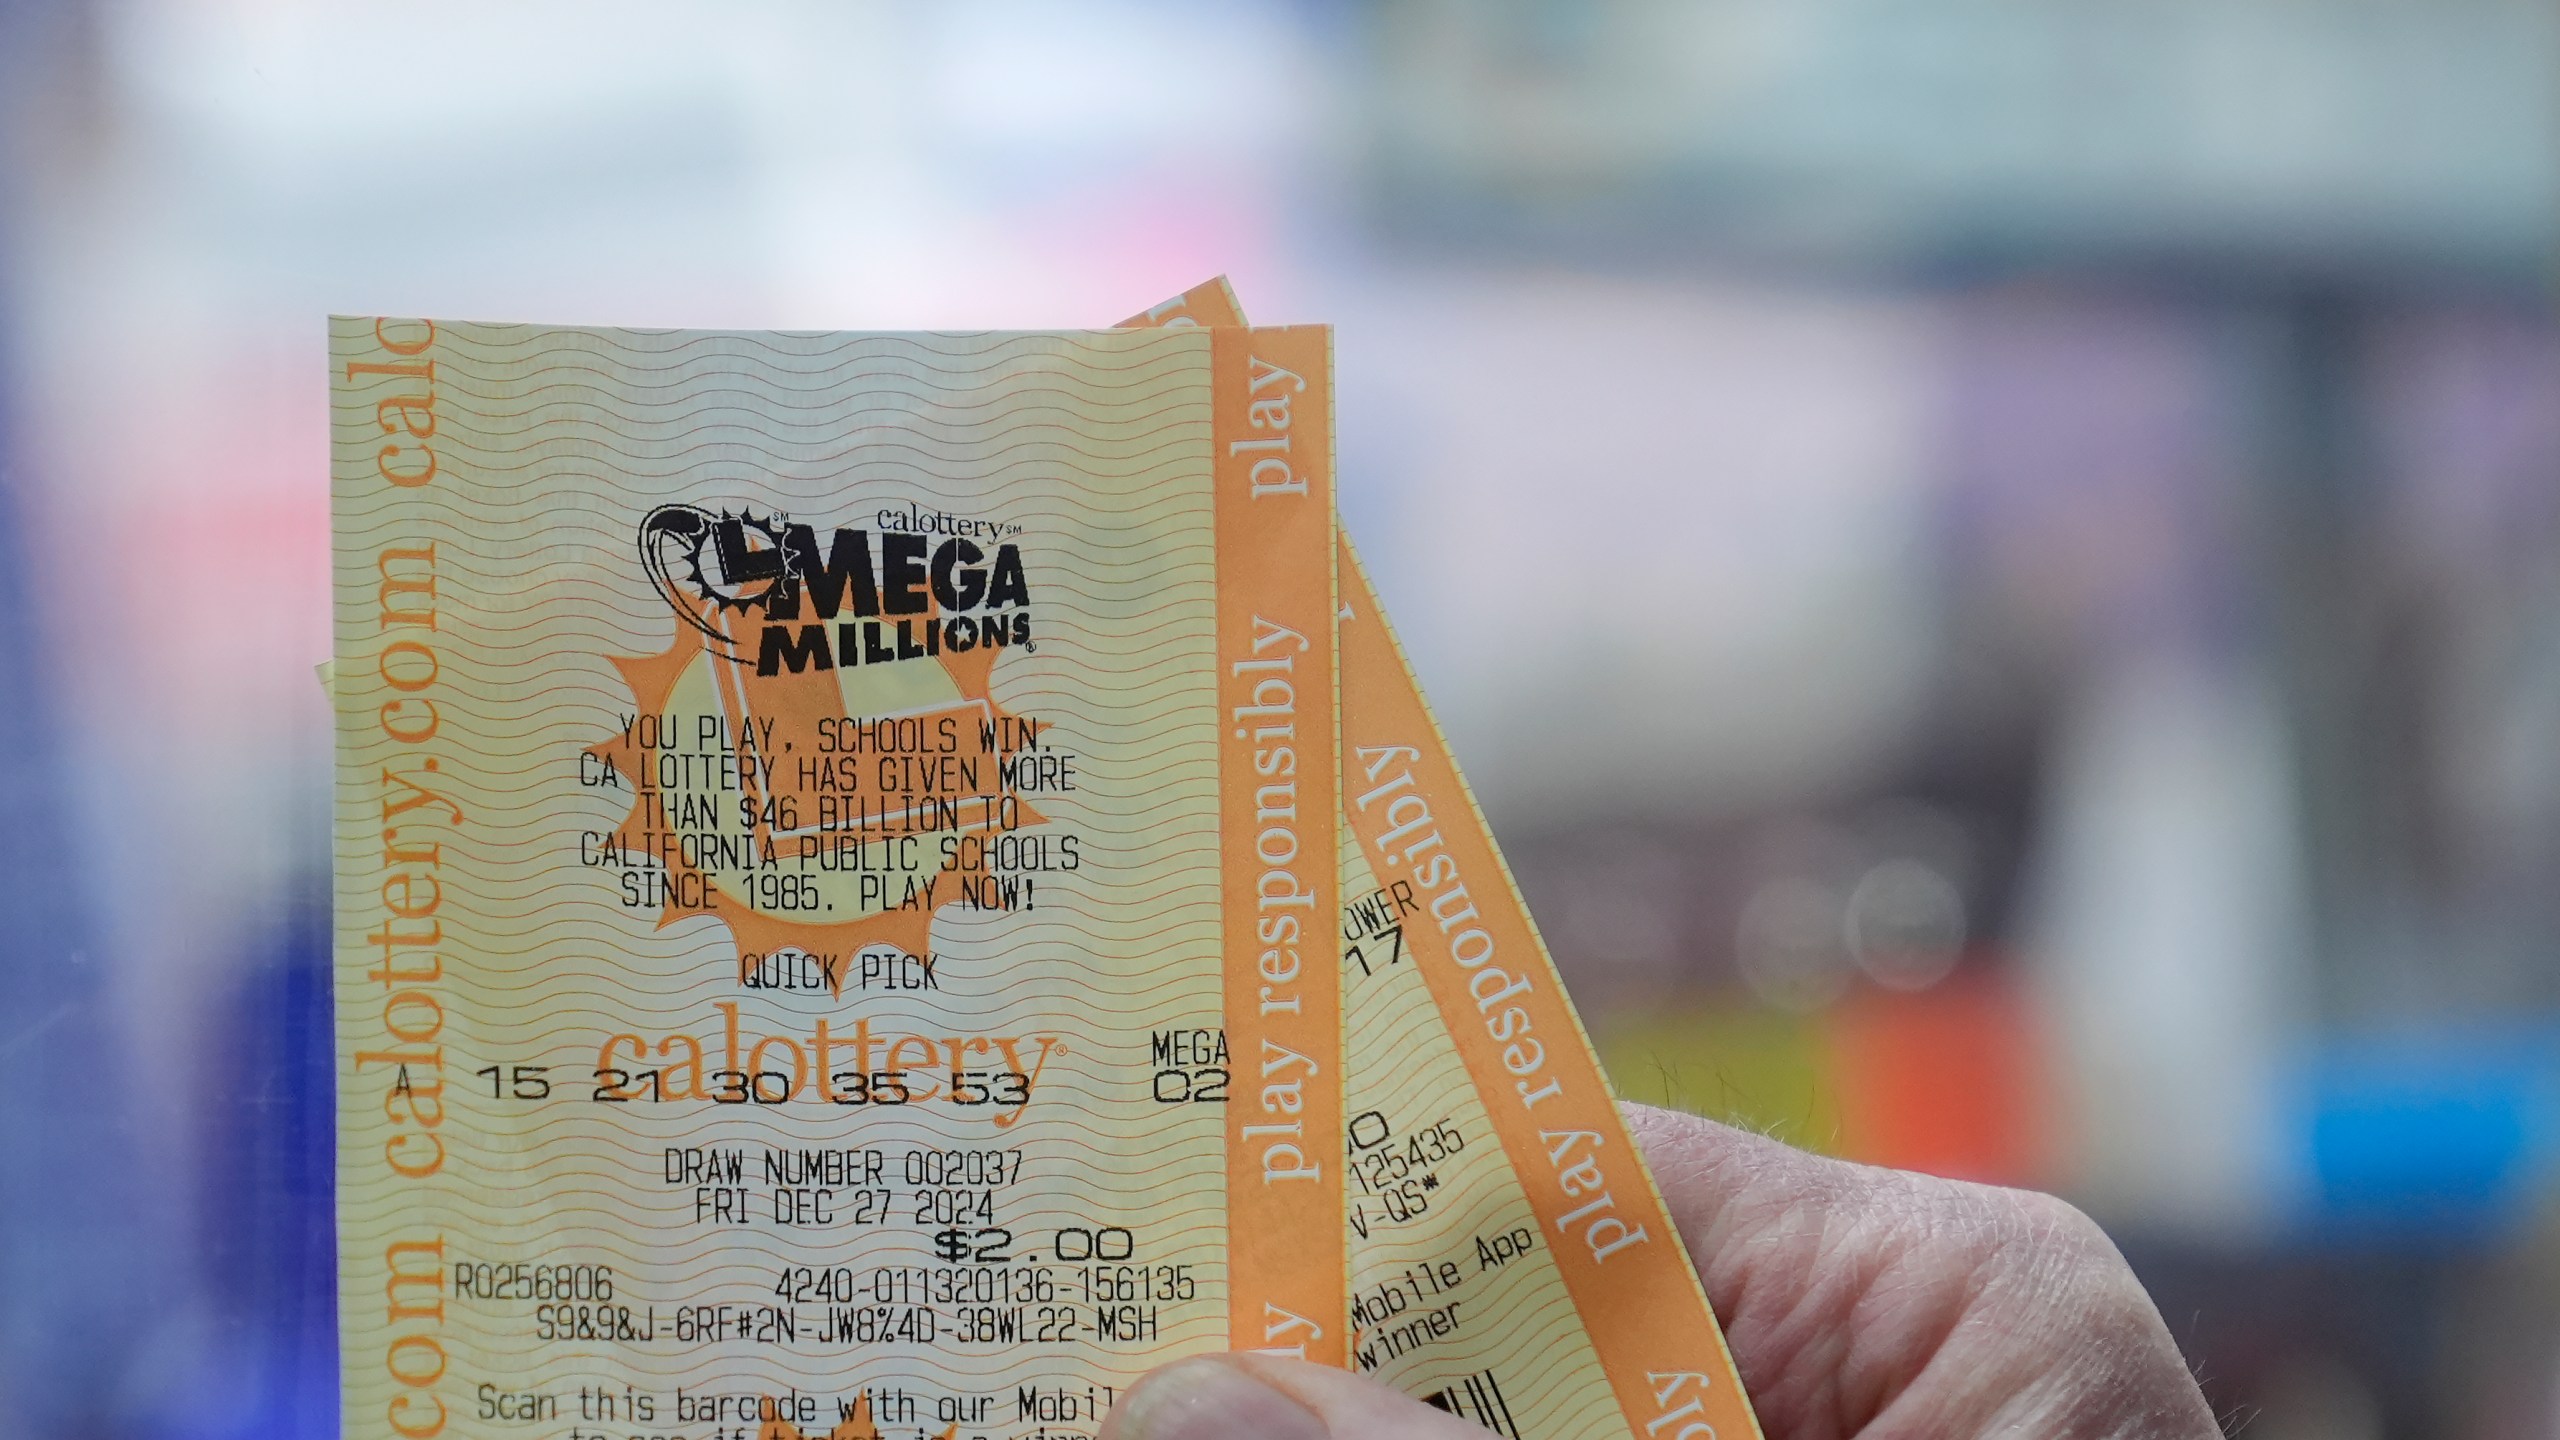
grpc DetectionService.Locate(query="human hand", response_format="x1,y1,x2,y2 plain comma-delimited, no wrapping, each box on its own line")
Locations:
1097,1103,2221,1440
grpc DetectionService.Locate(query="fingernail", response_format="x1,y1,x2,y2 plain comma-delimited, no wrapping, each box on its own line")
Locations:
1106,1358,1326,1440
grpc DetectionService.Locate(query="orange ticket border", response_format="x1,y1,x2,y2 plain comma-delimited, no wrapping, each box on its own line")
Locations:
1130,281,1764,1438
1211,324,1349,1365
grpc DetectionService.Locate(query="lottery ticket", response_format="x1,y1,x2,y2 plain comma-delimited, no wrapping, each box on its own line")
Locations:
331,319,1344,1439
1124,281,1762,1440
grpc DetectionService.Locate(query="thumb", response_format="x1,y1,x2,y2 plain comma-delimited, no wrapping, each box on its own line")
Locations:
1099,1355,1490,1440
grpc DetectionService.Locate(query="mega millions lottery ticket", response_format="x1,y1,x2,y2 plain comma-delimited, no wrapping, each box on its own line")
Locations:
331,319,1345,1439
1124,281,1763,1440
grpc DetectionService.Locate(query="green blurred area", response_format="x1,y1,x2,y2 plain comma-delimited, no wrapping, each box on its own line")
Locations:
1596,1007,1844,1158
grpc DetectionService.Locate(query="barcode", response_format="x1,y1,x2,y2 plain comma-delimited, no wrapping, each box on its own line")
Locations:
1421,1370,1520,1439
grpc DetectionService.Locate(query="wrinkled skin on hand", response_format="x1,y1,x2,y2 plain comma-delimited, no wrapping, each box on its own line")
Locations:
1100,1104,2221,1440
1624,1104,2221,1439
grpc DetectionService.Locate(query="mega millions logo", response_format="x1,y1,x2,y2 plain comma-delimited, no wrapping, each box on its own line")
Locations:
585,502,1054,992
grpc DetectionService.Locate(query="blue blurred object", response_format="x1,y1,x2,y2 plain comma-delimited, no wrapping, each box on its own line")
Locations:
0,277,153,1440
2295,1028,2559,1241
183,894,338,1440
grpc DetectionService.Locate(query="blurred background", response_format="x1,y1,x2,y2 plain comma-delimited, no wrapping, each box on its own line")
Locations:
0,0,2554,1434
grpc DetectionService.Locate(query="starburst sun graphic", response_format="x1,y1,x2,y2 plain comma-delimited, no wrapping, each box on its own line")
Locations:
588,504,1048,995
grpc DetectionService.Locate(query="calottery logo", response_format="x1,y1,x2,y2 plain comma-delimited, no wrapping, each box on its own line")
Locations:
636,502,1035,676
587,499,1060,1002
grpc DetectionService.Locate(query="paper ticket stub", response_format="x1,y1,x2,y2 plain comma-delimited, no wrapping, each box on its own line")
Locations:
1125,282,1763,1440
331,318,1343,1439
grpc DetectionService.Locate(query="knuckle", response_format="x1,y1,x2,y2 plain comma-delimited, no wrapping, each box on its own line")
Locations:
1955,1183,2127,1286
1991,1189,2162,1328
2007,1186,2107,1251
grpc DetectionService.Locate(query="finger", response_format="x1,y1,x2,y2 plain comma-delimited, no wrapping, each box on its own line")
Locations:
1631,1101,2070,1428
1619,1101,1904,1325
1621,1098,1942,1245
1099,1355,1489,1440
1624,1101,2221,1439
